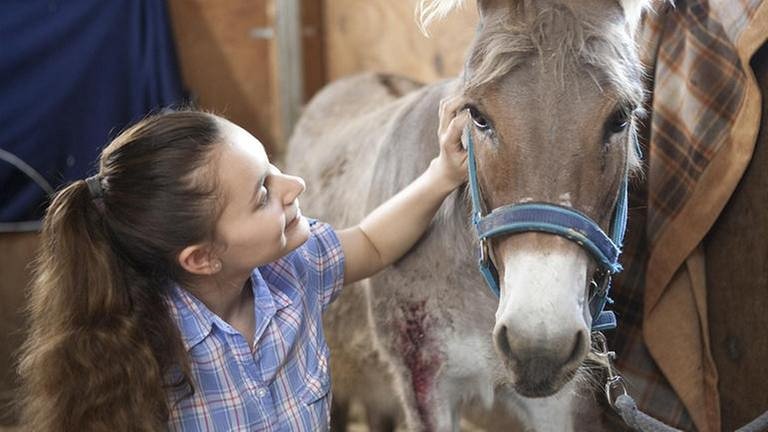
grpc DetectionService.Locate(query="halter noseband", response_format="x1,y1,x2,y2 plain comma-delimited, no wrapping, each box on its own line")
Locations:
466,128,629,331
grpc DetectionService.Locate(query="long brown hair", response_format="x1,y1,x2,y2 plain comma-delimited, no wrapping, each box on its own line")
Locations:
17,111,224,431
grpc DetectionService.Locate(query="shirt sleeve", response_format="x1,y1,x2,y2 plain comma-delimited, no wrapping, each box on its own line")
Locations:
300,219,346,311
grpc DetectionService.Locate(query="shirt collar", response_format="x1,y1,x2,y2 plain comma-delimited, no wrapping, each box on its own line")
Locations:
168,269,292,351
257,254,302,309
168,283,217,351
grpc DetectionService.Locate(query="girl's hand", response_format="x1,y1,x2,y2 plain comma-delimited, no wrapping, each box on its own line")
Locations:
432,95,469,189
341,94,471,283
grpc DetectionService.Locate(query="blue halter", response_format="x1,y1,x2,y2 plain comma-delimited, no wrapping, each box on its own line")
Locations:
465,128,628,331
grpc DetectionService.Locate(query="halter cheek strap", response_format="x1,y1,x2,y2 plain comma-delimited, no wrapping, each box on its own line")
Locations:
465,128,628,331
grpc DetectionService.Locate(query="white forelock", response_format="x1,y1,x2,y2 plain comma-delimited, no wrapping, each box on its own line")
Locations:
617,0,654,33
417,0,658,35
416,0,467,35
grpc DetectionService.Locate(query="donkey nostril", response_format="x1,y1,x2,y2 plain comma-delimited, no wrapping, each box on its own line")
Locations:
566,330,587,366
495,325,516,363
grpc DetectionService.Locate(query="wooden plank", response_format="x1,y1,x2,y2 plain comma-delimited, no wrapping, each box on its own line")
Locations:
324,0,478,83
302,0,327,101
705,45,768,431
275,0,304,149
166,0,281,154
0,233,39,426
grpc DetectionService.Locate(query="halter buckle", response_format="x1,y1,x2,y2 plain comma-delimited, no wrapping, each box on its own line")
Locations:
590,269,609,299
479,238,491,265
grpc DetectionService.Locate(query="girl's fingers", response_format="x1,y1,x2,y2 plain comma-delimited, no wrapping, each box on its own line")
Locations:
438,95,467,136
442,111,469,152
443,96,466,118
438,99,448,135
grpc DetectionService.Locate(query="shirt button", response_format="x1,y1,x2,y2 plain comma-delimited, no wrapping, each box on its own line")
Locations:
257,388,268,398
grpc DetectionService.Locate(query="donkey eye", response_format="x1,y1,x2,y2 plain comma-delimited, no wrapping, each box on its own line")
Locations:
605,109,630,136
469,106,491,130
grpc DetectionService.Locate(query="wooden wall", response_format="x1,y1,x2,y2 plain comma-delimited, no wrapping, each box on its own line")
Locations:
165,0,477,156
167,0,277,147
166,0,326,159
323,0,478,83
0,233,38,425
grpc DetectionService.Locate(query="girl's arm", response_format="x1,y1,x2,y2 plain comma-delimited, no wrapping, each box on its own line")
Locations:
338,95,469,284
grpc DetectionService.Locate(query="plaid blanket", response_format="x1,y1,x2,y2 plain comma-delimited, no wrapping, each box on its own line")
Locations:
607,1,768,431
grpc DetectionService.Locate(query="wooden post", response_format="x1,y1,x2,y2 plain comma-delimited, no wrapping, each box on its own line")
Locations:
275,0,304,155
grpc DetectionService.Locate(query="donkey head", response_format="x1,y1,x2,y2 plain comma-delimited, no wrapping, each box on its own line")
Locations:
423,0,646,397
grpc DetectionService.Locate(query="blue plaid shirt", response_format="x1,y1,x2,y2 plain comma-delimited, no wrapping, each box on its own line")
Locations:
166,220,345,431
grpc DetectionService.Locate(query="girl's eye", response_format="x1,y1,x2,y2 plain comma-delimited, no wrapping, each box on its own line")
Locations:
469,106,490,130
256,187,269,209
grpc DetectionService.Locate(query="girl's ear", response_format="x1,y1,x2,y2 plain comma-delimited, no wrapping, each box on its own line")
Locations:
178,244,220,275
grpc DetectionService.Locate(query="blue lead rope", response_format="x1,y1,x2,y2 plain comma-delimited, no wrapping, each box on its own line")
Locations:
465,127,628,331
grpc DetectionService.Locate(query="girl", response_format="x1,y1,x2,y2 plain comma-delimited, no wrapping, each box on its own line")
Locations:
17,97,469,431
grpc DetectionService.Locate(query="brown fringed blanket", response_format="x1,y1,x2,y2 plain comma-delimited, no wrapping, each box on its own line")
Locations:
610,1,768,431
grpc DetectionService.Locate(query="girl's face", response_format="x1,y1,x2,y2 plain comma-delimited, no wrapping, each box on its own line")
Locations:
213,120,310,275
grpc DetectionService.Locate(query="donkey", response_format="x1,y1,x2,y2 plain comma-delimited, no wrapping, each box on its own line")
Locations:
287,0,647,430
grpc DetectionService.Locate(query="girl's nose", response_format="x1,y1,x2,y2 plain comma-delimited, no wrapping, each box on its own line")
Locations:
280,174,305,205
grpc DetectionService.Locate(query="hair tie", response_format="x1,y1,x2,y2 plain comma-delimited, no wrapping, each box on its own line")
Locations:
85,175,104,200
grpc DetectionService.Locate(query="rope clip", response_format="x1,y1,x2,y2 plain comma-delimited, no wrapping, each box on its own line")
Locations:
592,332,628,408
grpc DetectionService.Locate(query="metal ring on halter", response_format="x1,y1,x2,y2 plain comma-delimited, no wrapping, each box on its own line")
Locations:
589,269,610,303
592,331,609,352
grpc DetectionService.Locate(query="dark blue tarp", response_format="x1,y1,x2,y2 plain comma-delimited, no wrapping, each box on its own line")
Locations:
0,0,186,226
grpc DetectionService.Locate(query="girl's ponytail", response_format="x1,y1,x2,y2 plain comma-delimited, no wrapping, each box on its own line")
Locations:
18,180,169,431
18,111,222,431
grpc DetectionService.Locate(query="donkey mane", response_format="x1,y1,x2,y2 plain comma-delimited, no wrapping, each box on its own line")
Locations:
416,0,654,33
